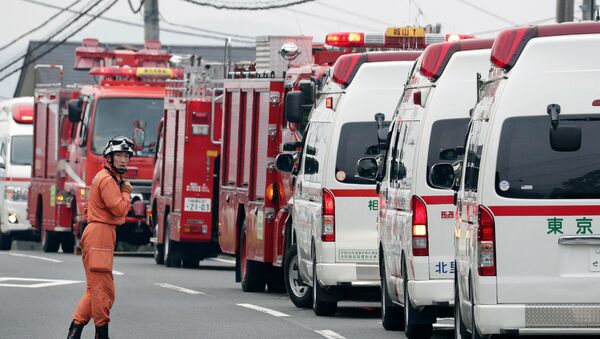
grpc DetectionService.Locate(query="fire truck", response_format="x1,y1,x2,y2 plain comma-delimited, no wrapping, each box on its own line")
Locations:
150,56,223,268
28,39,182,252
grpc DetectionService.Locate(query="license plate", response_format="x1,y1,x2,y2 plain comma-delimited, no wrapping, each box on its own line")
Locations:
184,198,211,212
385,26,426,38
590,248,600,272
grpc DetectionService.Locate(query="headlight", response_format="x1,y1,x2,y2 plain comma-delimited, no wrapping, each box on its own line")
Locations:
5,186,28,201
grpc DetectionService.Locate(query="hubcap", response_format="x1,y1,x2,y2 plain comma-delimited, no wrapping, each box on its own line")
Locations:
287,253,307,297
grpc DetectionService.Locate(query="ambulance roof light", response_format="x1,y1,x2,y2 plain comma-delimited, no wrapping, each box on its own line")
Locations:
12,104,34,124
332,51,421,88
420,38,494,81
491,22,600,71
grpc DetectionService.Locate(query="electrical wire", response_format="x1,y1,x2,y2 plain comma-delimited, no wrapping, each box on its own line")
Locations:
455,0,517,26
313,1,396,26
128,0,145,14
180,0,315,11
282,7,381,31
18,0,255,44
0,0,119,82
0,0,82,53
471,16,555,36
158,13,253,40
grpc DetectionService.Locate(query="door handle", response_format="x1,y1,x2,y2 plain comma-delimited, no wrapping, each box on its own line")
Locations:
558,235,600,245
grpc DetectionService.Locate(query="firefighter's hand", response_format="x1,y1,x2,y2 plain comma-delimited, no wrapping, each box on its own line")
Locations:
82,201,88,216
121,181,133,194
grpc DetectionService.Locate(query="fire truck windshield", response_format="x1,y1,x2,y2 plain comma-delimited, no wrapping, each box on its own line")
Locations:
91,97,163,157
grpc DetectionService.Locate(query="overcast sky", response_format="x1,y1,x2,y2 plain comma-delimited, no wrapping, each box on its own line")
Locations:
0,0,583,98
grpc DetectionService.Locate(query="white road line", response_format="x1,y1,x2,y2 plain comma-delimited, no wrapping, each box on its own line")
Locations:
112,270,124,276
236,303,290,317
9,253,62,263
209,257,236,265
0,277,81,288
154,283,206,295
315,330,346,339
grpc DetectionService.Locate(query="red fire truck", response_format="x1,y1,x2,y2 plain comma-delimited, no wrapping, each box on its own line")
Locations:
218,36,344,292
150,57,223,268
28,39,182,252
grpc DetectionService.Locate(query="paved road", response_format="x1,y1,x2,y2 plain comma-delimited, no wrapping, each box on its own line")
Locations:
0,249,455,339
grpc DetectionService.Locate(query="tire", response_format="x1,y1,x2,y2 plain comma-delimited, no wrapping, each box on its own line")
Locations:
381,256,404,331
403,262,433,339
42,230,60,253
470,279,485,339
284,244,312,308
239,224,267,292
455,266,469,339
0,232,12,251
312,251,337,316
153,220,164,265
61,233,75,254
163,215,181,268
266,267,286,293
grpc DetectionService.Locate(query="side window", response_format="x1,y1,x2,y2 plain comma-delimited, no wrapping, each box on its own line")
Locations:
78,97,93,150
0,140,5,160
389,122,408,188
463,120,484,192
301,123,318,182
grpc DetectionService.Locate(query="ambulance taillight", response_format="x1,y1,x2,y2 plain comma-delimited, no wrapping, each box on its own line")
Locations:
411,195,428,256
321,188,335,242
477,205,496,276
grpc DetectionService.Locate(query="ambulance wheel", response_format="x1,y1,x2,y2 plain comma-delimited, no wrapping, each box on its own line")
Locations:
284,244,312,308
61,233,75,254
42,230,60,253
239,224,266,292
381,255,404,331
470,279,485,339
266,266,286,293
0,232,12,251
455,268,469,339
403,262,433,339
312,252,337,316
163,216,181,268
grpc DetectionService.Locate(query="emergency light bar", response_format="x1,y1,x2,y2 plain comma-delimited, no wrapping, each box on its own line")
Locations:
325,27,475,49
89,66,184,83
75,38,172,70
12,104,34,124
332,51,420,88
420,38,494,81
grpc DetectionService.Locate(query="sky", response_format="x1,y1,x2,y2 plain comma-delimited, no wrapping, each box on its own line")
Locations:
0,0,584,98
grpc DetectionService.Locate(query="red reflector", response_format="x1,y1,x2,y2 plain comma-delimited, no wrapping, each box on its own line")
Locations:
325,97,333,109
325,32,365,48
413,91,422,106
593,99,600,106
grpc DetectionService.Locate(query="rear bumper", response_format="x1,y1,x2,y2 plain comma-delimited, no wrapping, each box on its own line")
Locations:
475,304,600,335
407,279,454,307
1,200,32,233
316,262,379,287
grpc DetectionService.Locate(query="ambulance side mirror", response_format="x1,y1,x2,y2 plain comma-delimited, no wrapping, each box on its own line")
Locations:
356,157,378,181
298,80,315,107
67,98,83,123
276,153,294,173
285,91,303,123
429,163,455,190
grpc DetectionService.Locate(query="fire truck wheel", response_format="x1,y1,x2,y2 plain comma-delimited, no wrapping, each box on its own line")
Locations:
61,233,75,254
284,244,312,308
381,253,404,331
0,232,12,251
42,230,60,253
266,267,285,293
164,216,181,268
154,243,164,265
239,224,266,292
312,253,337,316
403,261,433,339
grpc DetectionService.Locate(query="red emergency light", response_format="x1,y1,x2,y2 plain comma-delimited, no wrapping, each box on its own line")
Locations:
74,38,172,70
325,32,365,48
420,38,494,81
491,22,600,71
12,104,34,124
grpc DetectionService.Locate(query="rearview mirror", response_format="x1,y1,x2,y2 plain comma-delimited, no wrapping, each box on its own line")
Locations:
276,153,295,173
550,125,581,152
67,98,83,123
304,157,319,175
429,163,455,190
298,80,314,107
285,91,303,123
356,157,378,181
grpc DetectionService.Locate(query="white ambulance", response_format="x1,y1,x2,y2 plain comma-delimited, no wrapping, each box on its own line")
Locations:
357,39,494,337
0,97,34,250
278,51,420,316
446,22,600,337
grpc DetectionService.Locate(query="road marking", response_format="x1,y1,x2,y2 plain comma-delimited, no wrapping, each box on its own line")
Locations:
0,277,81,288
236,303,290,317
9,253,63,263
112,270,124,276
154,283,206,295
209,257,236,265
315,330,346,339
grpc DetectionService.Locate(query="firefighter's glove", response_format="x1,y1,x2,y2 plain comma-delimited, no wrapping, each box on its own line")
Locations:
120,181,133,194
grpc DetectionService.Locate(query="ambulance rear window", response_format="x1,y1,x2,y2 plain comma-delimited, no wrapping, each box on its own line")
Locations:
336,121,389,185
426,118,470,188
10,135,32,166
496,115,600,199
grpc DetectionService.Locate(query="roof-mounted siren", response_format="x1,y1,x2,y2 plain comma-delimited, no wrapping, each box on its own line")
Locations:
74,38,107,70
12,103,34,124
134,40,171,68
419,38,494,81
491,22,600,71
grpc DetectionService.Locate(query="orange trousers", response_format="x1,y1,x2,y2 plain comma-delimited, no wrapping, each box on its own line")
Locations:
72,222,116,327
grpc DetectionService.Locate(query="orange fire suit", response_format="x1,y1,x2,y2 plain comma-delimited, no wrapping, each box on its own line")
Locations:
72,166,131,327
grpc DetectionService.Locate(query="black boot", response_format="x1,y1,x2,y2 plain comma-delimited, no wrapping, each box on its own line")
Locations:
95,324,109,339
67,321,84,339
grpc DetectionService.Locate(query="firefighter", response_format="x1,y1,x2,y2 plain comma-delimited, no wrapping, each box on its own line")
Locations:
67,136,134,339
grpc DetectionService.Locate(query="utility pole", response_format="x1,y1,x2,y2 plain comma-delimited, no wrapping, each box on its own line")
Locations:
144,0,160,42
557,0,574,23
581,0,597,20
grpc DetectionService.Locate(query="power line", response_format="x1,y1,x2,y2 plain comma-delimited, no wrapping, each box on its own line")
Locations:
282,7,381,31
180,0,315,10
0,0,119,82
0,0,82,53
455,0,517,26
128,0,145,14
313,1,396,26
158,13,253,40
471,17,555,36
18,0,255,44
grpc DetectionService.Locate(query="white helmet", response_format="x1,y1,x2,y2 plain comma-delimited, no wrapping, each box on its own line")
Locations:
103,135,135,157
